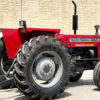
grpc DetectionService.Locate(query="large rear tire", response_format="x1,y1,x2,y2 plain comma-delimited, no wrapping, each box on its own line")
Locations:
13,36,70,99
0,38,14,88
93,61,100,89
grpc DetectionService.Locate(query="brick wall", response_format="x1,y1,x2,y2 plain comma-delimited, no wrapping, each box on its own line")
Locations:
0,0,100,34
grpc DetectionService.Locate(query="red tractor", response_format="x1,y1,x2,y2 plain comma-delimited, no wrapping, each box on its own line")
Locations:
0,1,100,99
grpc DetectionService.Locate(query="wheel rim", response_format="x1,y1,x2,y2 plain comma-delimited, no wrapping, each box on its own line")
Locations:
35,57,56,81
31,51,63,88
1,52,13,74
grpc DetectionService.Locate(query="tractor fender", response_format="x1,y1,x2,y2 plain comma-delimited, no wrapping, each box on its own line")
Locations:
2,28,61,59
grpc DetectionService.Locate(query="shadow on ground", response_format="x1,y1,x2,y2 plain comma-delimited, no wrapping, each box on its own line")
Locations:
93,88,100,91
15,79,95,100
69,79,94,87
15,92,72,100
0,79,97,100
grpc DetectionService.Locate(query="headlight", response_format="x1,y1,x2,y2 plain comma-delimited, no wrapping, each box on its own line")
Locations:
0,32,3,38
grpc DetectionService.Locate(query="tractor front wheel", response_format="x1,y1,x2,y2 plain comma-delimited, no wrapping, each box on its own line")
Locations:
93,61,100,89
13,36,70,99
68,54,84,82
69,71,83,82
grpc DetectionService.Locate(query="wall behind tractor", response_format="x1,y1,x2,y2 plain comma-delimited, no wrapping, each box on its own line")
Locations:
0,0,100,34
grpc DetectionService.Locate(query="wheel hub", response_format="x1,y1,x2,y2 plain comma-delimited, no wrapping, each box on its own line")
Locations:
43,65,51,73
35,57,55,81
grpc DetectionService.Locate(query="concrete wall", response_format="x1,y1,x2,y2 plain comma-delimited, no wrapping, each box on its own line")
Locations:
0,0,100,34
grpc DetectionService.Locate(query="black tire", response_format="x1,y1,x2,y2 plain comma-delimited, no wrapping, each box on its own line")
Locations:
0,38,14,88
93,61,100,89
69,64,83,82
69,72,83,82
68,55,83,82
13,36,70,100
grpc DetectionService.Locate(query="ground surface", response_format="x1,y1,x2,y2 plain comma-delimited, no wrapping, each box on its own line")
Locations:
0,70,100,100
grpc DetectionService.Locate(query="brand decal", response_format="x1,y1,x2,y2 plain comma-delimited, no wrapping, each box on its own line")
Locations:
70,38,100,42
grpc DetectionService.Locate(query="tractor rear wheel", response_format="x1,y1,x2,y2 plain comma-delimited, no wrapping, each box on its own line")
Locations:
93,61,100,89
13,36,69,99
0,38,14,88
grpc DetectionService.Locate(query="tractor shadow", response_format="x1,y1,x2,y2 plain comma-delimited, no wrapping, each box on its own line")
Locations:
0,87,71,100
15,79,94,100
15,92,72,100
0,79,97,100
67,79,100,92
93,88,100,91
68,79,94,88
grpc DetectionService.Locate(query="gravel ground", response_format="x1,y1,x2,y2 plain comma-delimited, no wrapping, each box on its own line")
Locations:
0,70,100,100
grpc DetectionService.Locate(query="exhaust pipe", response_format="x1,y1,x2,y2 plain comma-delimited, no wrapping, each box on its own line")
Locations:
94,25,99,35
72,1,78,35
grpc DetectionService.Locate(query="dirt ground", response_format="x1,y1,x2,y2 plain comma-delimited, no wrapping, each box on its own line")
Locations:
0,70,100,100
